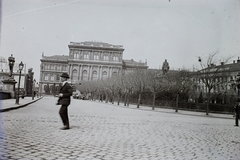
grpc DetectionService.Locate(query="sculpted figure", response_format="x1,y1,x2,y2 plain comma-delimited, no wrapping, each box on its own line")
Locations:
162,59,170,74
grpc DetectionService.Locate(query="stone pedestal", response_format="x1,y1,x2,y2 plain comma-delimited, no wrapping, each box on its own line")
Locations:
2,78,17,99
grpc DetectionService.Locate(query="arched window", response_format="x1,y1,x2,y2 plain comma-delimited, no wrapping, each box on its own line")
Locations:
102,71,108,80
72,69,78,81
92,71,98,81
82,70,88,81
112,72,117,78
44,74,49,81
50,75,54,81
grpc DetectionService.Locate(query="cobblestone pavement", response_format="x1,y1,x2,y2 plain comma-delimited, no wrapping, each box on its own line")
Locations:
0,96,240,160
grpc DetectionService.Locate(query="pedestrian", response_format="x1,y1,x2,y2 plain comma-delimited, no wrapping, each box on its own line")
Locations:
56,73,73,130
234,99,240,127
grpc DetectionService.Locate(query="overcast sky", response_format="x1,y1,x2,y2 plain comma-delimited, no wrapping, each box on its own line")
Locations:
1,0,240,82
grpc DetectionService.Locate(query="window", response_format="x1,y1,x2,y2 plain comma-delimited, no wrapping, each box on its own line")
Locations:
50,75,54,81
44,74,49,81
92,71,98,81
113,56,119,61
56,75,60,81
62,65,67,71
73,51,79,59
102,71,108,80
84,54,89,60
94,55,99,60
50,65,55,70
72,70,78,81
45,65,49,70
57,65,61,71
82,70,88,81
112,72,117,77
104,55,109,61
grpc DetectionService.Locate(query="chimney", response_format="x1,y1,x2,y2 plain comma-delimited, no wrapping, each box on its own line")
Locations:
221,62,224,65
237,57,240,63
233,60,235,63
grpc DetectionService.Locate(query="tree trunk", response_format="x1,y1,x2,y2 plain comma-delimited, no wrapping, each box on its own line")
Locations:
206,90,210,115
137,93,141,108
105,94,108,103
152,92,156,110
175,94,179,112
124,93,127,106
117,92,120,105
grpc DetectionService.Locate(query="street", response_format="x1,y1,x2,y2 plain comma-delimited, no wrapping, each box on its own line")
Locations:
0,96,240,160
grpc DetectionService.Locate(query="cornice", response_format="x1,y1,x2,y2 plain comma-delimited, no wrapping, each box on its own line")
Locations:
68,45,124,52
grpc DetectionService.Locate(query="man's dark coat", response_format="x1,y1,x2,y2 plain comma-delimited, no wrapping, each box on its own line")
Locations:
58,82,73,105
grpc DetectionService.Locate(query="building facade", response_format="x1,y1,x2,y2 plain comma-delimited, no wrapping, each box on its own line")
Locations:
192,58,240,103
39,41,148,95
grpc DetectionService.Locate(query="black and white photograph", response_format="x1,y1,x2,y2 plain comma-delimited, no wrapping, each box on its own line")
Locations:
0,0,240,159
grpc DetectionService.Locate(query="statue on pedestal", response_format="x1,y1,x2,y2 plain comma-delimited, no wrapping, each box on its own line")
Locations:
162,59,170,74
8,54,15,78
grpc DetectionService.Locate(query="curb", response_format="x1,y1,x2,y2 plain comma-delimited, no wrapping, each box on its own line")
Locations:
0,97,43,112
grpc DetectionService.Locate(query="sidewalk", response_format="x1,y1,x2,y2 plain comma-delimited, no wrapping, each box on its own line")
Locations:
0,96,235,119
95,101,235,120
0,96,43,112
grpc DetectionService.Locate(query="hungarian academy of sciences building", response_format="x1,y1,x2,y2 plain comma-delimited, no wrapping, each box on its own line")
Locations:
39,41,148,94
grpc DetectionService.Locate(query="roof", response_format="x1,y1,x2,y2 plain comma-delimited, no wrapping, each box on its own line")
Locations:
122,59,148,68
41,55,69,61
69,41,124,50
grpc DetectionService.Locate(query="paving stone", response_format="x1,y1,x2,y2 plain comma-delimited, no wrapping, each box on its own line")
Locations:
1,97,240,159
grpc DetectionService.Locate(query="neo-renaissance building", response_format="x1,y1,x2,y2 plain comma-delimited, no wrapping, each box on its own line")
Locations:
39,41,148,94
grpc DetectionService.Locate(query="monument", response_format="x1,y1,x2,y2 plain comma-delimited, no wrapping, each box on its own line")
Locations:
162,59,170,74
1,55,17,99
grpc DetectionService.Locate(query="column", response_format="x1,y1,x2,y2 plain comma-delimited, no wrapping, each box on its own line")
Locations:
69,64,73,81
78,65,81,81
108,66,111,78
88,65,91,81
89,65,93,81
98,66,101,80
100,66,103,80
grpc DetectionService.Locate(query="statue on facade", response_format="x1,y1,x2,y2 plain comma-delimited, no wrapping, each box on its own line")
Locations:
162,59,170,74
8,54,15,77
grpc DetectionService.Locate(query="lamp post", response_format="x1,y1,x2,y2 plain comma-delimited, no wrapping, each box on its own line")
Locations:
15,61,24,104
32,79,36,100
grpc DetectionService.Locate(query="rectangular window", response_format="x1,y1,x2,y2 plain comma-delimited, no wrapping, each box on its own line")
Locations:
104,55,109,61
113,56,118,61
84,54,89,60
94,55,99,60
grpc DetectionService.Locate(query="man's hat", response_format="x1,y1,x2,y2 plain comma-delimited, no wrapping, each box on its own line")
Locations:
60,73,70,79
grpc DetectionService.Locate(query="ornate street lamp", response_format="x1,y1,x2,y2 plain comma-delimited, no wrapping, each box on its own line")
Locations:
15,61,24,104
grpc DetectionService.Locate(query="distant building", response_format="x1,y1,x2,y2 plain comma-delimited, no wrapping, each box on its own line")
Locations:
39,41,148,95
192,58,240,103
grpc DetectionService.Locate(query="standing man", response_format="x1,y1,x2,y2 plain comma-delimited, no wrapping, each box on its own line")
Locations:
57,73,73,130
234,99,240,127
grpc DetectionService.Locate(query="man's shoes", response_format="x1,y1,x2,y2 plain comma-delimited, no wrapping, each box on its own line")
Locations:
60,125,70,130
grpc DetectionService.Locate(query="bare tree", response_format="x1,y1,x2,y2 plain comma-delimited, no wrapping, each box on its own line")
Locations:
165,69,194,111
146,69,166,110
197,52,232,115
131,68,148,108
